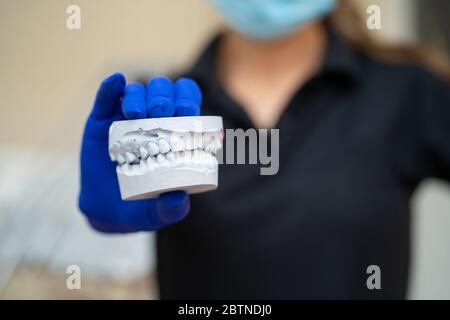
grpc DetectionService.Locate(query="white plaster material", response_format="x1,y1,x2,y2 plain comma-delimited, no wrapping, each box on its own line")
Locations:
108,116,223,200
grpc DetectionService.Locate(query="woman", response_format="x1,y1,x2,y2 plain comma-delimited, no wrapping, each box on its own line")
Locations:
79,0,450,299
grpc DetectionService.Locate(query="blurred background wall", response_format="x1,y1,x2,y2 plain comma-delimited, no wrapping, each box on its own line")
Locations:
0,0,449,299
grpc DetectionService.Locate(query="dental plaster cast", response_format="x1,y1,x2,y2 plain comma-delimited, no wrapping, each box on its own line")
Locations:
109,116,223,200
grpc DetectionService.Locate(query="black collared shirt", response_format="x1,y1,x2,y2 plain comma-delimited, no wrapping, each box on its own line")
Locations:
157,29,450,299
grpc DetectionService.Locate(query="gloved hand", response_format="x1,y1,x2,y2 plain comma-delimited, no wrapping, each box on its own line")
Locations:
78,73,202,233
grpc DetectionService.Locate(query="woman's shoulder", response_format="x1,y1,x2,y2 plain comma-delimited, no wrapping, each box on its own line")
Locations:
353,50,450,112
358,51,450,91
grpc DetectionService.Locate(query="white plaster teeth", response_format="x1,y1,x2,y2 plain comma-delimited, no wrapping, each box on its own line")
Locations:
113,142,121,150
170,134,185,152
202,133,214,150
214,137,222,151
192,149,203,164
205,153,217,169
184,136,194,150
125,152,137,164
166,151,176,162
113,129,223,172
202,132,213,142
193,132,203,149
117,149,219,173
139,146,149,159
202,133,221,154
117,154,126,165
158,139,171,154
175,151,184,163
122,163,130,172
204,141,215,154
182,150,192,164
147,141,160,156
156,153,167,164
146,156,156,169
109,117,223,200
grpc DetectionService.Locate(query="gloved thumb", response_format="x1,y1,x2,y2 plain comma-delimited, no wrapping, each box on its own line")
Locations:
155,191,190,225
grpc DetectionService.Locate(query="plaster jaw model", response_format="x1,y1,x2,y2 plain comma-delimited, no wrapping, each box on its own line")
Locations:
109,116,223,200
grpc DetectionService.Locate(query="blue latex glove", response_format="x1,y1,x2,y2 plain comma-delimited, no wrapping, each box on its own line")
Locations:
78,73,202,233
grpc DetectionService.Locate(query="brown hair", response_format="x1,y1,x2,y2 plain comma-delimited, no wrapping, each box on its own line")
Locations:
329,0,450,80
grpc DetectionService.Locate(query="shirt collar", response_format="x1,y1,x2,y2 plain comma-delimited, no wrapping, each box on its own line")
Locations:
186,23,362,89
317,24,362,84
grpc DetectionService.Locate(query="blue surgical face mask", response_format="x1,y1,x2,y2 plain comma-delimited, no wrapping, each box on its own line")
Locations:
210,0,337,40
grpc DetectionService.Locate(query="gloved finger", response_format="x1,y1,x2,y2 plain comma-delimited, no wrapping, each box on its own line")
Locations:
147,76,175,118
90,72,126,120
81,196,155,233
87,217,144,234
81,190,190,233
121,83,147,119
174,78,202,116
114,192,189,231
86,217,120,233
155,191,190,224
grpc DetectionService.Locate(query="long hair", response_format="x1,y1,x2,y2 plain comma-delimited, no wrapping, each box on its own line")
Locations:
329,0,450,80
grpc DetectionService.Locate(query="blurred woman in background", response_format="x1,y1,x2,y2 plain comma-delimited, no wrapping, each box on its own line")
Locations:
79,0,450,299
